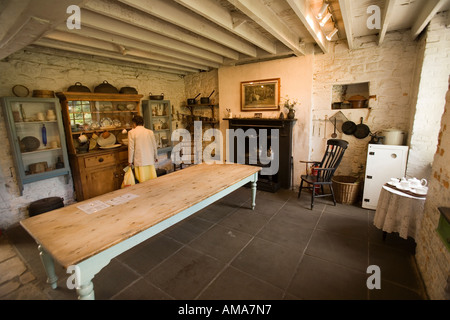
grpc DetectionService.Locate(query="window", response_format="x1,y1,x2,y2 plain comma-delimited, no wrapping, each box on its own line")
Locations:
68,101,92,126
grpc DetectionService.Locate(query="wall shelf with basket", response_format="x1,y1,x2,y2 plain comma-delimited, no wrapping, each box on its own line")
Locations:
1,96,71,195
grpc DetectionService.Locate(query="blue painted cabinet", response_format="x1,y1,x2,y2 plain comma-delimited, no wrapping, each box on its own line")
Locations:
141,99,173,154
1,97,71,194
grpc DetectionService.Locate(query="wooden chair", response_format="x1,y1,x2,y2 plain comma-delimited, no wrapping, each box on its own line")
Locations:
298,139,349,209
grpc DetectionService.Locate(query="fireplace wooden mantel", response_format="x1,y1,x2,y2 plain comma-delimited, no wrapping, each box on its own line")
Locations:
224,117,296,192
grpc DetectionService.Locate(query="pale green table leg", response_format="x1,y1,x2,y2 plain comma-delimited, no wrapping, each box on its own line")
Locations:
77,281,95,300
38,245,58,289
251,173,258,210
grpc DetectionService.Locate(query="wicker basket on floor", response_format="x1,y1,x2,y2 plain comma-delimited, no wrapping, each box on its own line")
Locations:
331,176,361,205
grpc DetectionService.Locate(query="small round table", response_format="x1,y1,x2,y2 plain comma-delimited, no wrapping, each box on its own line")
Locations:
373,185,426,240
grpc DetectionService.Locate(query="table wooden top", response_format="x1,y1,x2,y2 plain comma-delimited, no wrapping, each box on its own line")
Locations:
21,163,260,268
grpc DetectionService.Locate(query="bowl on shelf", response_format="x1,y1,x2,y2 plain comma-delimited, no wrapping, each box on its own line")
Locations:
121,138,128,146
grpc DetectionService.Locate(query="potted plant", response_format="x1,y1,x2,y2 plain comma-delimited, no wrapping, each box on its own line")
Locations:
283,97,298,119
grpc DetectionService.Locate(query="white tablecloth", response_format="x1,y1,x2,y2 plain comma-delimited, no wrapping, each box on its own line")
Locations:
373,186,426,240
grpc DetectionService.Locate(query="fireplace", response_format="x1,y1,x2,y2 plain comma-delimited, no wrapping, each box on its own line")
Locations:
224,118,296,192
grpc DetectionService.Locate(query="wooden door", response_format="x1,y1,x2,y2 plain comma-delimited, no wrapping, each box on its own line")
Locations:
85,165,118,199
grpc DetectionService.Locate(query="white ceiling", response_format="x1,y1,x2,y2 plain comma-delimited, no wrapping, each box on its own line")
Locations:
1,0,449,75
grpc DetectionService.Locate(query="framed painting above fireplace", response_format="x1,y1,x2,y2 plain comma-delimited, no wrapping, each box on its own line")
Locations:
241,78,280,112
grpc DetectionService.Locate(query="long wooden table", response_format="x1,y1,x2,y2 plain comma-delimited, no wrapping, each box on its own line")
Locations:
21,163,260,300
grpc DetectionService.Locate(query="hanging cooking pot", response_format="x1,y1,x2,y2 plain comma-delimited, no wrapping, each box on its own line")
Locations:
200,90,215,104
149,93,164,100
67,82,91,92
119,86,138,94
342,120,357,135
187,93,201,105
94,80,119,93
353,117,371,139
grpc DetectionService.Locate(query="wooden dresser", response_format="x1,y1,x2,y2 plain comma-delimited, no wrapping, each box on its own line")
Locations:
56,92,143,201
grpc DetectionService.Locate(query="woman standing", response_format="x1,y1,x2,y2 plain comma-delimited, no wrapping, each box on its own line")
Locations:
128,115,158,182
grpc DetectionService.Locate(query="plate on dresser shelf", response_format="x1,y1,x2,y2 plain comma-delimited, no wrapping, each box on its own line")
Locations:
97,133,116,147
99,144,121,149
113,119,122,128
100,117,112,128
90,121,100,130
99,102,113,111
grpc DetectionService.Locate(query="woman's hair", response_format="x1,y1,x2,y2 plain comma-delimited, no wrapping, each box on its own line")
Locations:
132,115,144,126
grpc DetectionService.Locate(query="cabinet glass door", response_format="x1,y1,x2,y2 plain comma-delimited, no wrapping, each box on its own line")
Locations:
142,100,173,152
2,97,71,193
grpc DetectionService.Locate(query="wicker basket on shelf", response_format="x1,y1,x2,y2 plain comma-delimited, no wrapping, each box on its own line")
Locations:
331,176,361,205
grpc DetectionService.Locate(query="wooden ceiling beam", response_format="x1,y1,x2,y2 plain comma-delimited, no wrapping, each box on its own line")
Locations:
338,0,355,50
227,0,306,56
379,0,397,45
79,9,224,65
286,0,329,54
44,30,213,71
118,0,257,57
0,0,85,60
34,38,196,74
84,0,232,61
174,0,277,55
54,26,220,69
411,0,447,39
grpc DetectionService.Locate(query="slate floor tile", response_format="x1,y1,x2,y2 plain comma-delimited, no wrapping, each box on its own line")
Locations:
188,224,252,262
305,229,368,272
368,242,424,292
145,246,224,299
256,217,314,252
287,255,368,300
113,278,173,300
198,266,284,300
218,207,271,236
231,237,303,290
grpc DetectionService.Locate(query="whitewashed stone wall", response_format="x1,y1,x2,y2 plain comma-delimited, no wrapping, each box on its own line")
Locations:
312,31,419,178
184,70,219,106
416,77,450,300
406,11,450,180
0,47,185,229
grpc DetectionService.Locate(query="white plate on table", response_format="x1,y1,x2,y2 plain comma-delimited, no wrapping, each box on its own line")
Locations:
396,184,411,191
99,144,121,149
